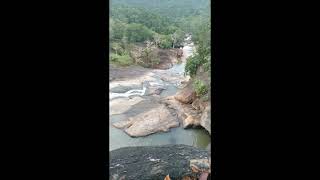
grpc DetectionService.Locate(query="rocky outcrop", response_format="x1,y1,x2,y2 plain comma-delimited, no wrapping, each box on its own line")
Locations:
162,96,202,129
112,105,179,137
191,99,201,110
200,105,211,134
174,87,196,104
109,144,211,180
183,115,201,128
162,95,211,134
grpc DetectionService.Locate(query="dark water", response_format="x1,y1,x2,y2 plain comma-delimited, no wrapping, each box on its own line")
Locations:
110,115,211,151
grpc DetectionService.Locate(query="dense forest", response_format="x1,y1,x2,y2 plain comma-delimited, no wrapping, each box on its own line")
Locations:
110,0,211,98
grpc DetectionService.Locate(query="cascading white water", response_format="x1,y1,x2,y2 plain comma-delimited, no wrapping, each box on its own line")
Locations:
110,85,147,100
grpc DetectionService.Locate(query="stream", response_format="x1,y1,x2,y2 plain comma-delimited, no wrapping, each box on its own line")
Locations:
109,38,211,151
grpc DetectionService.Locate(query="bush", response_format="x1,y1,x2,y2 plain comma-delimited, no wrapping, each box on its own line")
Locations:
137,47,160,68
111,42,124,55
185,55,200,77
193,79,208,97
159,35,172,49
203,61,210,72
110,54,133,66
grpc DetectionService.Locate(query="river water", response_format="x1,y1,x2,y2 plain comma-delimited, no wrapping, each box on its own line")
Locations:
109,38,211,151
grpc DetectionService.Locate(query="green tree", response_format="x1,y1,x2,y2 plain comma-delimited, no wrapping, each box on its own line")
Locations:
110,19,126,41
126,23,153,42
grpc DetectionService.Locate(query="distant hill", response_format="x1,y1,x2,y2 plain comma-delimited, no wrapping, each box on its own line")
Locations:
110,0,210,21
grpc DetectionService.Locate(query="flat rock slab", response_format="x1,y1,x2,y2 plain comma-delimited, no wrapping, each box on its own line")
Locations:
109,144,210,180
113,105,179,137
110,97,145,115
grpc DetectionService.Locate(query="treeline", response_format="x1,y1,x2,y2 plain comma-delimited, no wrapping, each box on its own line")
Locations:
110,6,185,49
111,0,210,22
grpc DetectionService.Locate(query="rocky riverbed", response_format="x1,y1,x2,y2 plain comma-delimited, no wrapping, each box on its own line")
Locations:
109,39,211,151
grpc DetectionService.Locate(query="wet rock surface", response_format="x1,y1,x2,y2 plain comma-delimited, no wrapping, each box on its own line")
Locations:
109,144,210,180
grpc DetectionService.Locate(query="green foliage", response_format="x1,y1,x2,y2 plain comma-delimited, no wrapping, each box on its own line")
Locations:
111,0,210,22
111,6,171,34
126,23,153,42
159,35,172,49
185,55,200,77
204,61,210,72
184,14,211,78
193,79,208,97
111,42,124,55
137,46,159,68
174,29,185,46
166,26,179,35
110,54,133,66
200,93,209,102
110,19,127,41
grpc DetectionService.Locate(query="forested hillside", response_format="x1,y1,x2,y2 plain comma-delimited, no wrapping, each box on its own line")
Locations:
110,0,211,98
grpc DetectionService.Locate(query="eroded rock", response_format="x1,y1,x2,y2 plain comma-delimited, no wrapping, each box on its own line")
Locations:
200,105,211,134
191,99,201,110
174,87,196,104
113,105,179,137
183,115,201,128
162,96,202,129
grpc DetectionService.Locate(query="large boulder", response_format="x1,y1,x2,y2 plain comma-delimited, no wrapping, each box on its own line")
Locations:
112,105,179,137
174,87,196,104
109,144,211,180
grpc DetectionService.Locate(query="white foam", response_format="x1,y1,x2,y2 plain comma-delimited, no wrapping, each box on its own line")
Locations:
110,86,146,100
